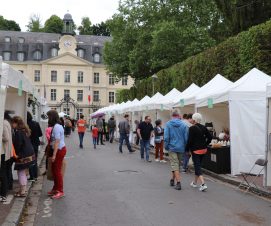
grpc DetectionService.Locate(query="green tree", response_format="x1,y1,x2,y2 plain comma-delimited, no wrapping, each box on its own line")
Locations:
78,17,93,35
92,22,110,36
0,15,21,31
44,15,63,33
26,14,43,32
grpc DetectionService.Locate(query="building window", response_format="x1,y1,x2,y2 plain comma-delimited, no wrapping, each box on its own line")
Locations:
94,73,99,84
64,71,70,83
33,50,42,60
64,89,70,99
77,90,83,102
34,70,40,82
109,92,115,103
78,71,83,83
3,52,11,61
77,49,85,58
93,91,99,102
109,74,115,85
18,37,25,43
17,52,25,61
63,108,70,116
51,71,57,82
51,48,58,57
5,37,11,42
51,89,57,101
77,108,83,120
93,53,100,63
122,76,128,86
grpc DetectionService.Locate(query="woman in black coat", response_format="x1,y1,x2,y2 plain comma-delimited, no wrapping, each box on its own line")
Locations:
12,116,35,197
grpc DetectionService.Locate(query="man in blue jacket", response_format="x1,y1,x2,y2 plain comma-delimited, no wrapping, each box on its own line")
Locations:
164,110,189,190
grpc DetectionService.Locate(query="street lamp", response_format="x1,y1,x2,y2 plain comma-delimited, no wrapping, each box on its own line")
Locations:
151,73,158,95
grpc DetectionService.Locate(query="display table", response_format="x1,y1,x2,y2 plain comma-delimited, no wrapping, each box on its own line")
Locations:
202,146,231,174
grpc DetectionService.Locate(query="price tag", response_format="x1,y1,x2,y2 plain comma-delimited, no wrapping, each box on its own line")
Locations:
208,98,213,108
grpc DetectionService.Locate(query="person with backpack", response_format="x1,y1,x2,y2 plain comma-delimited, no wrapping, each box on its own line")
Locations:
108,116,116,143
154,119,166,163
186,113,212,192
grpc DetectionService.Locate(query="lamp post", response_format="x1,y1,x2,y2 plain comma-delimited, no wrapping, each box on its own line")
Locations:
151,73,158,96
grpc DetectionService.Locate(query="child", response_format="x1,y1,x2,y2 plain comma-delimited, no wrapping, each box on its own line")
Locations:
154,119,166,163
92,125,99,149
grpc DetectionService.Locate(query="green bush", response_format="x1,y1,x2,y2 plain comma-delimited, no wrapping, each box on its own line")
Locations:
117,20,271,102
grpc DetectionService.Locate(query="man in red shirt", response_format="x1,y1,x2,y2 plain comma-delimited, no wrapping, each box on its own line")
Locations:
77,115,87,149
92,125,99,149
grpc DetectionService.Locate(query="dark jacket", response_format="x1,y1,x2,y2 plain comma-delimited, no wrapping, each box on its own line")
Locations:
108,119,116,129
27,120,43,148
13,129,35,170
186,123,212,153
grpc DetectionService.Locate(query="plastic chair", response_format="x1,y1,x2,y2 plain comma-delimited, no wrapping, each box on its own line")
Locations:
237,158,268,193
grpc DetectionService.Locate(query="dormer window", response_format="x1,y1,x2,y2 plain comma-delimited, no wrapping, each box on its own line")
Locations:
5,37,11,43
77,49,85,58
51,48,58,57
17,52,25,61
33,50,42,60
18,37,25,43
3,52,11,61
93,53,100,63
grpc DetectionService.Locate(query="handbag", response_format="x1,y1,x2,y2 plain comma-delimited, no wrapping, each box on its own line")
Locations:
45,126,54,157
47,157,67,181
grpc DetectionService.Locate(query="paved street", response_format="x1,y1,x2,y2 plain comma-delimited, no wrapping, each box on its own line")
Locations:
33,132,271,226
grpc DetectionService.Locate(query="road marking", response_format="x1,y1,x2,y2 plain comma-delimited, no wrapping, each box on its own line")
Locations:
2,194,14,205
42,198,53,218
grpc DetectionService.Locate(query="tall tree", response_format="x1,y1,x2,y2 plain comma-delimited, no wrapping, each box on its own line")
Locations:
0,15,21,31
92,22,111,36
44,15,63,33
26,14,43,32
78,17,93,35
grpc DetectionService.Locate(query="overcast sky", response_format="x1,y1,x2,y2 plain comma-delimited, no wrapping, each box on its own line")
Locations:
0,0,120,31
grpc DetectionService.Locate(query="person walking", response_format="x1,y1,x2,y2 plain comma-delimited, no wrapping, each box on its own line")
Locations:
164,110,189,190
27,112,43,182
77,114,87,149
108,116,116,143
154,119,166,163
92,125,99,149
12,116,35,197
118,114,134,153
96,117,104,145
182,113,193,173
64,117,72,137
0,113,13,202
186,113,212,192
137,116,154,162
47,110,67,199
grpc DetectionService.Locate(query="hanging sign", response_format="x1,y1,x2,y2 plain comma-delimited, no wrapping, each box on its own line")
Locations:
180,99,184,107
18,80,23,96
208,98,213,109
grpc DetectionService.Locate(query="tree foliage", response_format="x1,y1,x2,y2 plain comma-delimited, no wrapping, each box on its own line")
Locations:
92,22,111,36
78,17,111,36
44,15,63,33
27,14,43,32
0,15,21,31
78,17,92,35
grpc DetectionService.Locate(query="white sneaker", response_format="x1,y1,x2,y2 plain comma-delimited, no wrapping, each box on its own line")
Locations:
160,160,167,163
199,184,207,192
155,159,159,162
190,182,198,188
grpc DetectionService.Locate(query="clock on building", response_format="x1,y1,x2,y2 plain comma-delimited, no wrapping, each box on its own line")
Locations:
64,40,72,47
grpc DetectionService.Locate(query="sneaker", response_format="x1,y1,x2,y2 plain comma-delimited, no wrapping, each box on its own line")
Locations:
160,160,167,163
52,192,65,199
155,158,159,162
181,168,187,173
175,182,182,190
28,178,36,182
129,150,136,153
47,190,57,196
0,196,7,203
170,179,175,187
199,184,207,192
190,182,198,188
147,160,152,163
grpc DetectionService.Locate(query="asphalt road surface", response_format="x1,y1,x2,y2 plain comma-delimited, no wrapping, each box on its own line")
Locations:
34,132,271,226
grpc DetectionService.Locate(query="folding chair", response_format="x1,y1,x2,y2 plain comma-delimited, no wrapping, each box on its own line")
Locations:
237,158,268,194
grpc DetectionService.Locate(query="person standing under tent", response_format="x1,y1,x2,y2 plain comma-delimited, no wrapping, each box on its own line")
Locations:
77,114,87,149
108,116,116,143
137,116,154,162
186,113,212,192
118,114,134,153
154,119,166,163
96,117,105,145
182,113,193,173
164,110,188,190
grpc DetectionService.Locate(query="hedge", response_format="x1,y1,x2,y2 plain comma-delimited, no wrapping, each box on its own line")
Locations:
116,19,271,103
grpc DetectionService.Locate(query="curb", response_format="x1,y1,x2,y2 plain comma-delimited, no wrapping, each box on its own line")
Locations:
131,143,271,198
2,151,45,226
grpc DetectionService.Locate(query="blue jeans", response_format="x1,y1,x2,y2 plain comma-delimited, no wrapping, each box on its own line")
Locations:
119,133,132,152
109,128,115,142
183,153,191,170
140,140,150,160
93,137,98,148
78,132,85,147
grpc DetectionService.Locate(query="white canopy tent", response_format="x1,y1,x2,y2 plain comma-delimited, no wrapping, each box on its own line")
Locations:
266,83,271,186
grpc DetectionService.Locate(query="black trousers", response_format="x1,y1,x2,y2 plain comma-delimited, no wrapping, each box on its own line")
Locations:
97,132,104,144
0,154,8,197
29,146,39,179
6,158,13,190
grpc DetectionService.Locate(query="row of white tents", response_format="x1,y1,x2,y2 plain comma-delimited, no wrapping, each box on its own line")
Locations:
92,68,271,187
0,58,49,154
